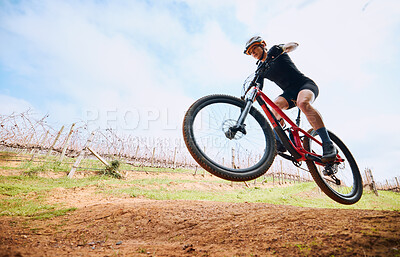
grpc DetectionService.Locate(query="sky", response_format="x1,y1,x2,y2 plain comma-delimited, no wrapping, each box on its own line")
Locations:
0,0,399,181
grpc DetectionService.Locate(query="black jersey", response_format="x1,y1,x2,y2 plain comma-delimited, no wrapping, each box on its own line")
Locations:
256,45,314,91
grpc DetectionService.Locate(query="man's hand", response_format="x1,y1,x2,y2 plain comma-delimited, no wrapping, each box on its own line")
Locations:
283,42,299,53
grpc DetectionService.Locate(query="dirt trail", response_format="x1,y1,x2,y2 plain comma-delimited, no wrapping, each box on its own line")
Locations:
0,155,399,256
1,194,399,257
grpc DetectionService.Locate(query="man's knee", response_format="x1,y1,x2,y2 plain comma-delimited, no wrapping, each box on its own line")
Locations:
274,97,289,110
298,100,312,113
297,89,315,112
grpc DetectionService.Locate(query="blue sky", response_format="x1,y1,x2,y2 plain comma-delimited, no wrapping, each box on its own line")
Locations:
0,0,399,181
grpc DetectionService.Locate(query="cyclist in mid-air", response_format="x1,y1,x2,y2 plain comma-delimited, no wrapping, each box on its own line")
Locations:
244,36,336,162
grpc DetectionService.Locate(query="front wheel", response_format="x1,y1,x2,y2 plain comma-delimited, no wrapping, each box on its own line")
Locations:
304,130,363,204
182,94,276,181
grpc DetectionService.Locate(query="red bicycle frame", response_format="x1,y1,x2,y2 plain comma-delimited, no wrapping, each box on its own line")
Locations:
254,87,343,166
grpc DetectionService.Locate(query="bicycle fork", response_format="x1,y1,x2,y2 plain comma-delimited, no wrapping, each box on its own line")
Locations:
227,89,301,162
225,86,260,140
225,99,252,139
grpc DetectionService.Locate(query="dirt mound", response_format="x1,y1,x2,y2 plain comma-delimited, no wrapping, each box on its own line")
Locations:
1,198,399,257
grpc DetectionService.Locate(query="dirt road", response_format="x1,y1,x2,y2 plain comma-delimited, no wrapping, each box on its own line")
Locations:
0,152,399,256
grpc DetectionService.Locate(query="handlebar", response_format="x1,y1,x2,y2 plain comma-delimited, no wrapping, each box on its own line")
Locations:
252,50,286,82
241,48,289,100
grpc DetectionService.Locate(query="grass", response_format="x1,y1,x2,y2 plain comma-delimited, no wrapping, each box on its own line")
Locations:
0,151,195,175
0,174,113,219
0,196,77,219
0,174,109,196
102,178,400,211
0,173,399,220
0,150,399,220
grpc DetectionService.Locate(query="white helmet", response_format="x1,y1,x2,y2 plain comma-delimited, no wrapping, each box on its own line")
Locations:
244,36,266,55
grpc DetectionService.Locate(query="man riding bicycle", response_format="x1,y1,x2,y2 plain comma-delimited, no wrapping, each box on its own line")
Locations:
244,36,336,162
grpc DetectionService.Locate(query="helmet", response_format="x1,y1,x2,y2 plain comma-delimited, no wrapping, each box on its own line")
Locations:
244,36,266,55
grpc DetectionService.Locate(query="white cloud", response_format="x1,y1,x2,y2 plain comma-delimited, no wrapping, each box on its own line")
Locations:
177,21,250,93
234,0,400,181
234,0,400,88
0,0,399,181
0,94,34,115
0,0,196,139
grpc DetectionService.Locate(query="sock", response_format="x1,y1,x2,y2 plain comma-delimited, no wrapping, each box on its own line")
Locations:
316,127,331,143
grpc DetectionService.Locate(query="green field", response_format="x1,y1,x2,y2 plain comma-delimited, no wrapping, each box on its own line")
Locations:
0,162,399,220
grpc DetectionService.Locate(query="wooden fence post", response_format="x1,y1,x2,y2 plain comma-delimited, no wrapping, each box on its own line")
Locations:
46,125,64,157
135,145,140,159
25,133,35,148
367,168,379,196
364,169,371,185
173,147,177,169
297,168,300,183
87,146,109,166
30,130,49,161
68,131,95,178
232,147,235,169
59,123,75,162
151,147,155,167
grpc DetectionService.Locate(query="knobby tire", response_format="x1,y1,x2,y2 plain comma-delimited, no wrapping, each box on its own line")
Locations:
182,94,276,181
304,130,363,204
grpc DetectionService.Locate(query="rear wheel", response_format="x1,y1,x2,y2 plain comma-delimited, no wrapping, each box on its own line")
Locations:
182,94,276,181
304,130,363,204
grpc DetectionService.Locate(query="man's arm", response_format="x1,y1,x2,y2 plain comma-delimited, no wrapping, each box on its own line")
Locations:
282,42,299,53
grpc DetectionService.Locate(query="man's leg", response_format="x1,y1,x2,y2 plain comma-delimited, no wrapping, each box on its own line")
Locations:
272,96,289,123
272,96,289,152
297,89,337,162
296,89,323,129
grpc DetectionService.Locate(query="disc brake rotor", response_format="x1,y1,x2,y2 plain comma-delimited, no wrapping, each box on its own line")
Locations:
222,119,245,140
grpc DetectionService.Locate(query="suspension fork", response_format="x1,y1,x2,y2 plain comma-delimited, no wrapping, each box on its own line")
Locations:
225,99,252,139
225,87,259,140
237,99,253,126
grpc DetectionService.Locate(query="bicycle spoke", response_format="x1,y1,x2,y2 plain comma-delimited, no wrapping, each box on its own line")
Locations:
192,102,268,170
309,132,358,198
183,95,277,181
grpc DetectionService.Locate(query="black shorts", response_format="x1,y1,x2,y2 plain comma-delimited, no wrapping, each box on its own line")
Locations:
280,81,319,109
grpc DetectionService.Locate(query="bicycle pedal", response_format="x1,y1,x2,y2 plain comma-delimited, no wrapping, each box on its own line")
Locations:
323,163,338,176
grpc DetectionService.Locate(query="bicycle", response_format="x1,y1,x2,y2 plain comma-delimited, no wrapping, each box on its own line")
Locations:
182,50,363,205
